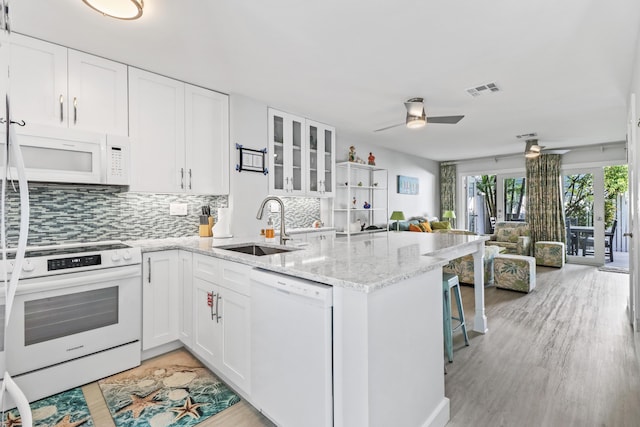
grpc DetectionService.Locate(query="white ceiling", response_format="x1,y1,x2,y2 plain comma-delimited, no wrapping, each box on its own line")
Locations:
10,0,640,161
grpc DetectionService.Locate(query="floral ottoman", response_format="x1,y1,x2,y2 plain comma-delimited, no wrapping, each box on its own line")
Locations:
494,254,536,293
534,241,565,268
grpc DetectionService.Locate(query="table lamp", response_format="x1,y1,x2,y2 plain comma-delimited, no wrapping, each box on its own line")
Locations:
390,211,405,232
443,210,456,228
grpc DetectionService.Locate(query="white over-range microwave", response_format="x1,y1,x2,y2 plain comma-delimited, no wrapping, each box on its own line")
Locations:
3,124,130,185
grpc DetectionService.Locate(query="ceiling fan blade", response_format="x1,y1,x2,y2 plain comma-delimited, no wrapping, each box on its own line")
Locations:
426,115,465,124
373,122,405,132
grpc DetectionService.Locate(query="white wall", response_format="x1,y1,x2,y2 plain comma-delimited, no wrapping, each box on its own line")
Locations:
228,94,270,238
628,29,640,330
336,140,440,220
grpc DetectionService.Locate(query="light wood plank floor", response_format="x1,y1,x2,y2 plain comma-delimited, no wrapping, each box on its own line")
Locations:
447,264,640,426
81,264,640,426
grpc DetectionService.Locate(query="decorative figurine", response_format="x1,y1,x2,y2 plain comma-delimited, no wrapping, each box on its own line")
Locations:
357,181,363,186
348,146,356,162
363,201,371,209
352,196,357,208
368,152,375,166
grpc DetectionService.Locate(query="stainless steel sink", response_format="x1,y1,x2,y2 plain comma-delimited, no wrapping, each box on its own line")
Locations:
216,243,299,256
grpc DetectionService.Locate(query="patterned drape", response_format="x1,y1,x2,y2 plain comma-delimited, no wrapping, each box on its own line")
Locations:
440,163,456,218
526,154,566,252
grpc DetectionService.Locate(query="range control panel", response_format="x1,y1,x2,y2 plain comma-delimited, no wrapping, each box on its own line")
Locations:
48,254,102,271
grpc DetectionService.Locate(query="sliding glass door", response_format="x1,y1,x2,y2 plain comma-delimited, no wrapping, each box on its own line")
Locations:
563,167,605,265
464,173,526,233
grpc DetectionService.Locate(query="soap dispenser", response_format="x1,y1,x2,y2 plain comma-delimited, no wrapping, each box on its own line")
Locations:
265,218,275,243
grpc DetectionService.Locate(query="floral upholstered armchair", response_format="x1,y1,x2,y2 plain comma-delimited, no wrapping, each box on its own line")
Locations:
443,245,502,286
485,221,531,255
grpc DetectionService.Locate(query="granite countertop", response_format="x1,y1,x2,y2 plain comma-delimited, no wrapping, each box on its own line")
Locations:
128,232,487,293
276,227,336,236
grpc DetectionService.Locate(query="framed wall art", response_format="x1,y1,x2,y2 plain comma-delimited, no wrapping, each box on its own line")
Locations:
397,175,419,195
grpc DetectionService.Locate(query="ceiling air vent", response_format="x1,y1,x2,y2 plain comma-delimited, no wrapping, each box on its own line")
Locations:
466,82,501,97
516,132,538,139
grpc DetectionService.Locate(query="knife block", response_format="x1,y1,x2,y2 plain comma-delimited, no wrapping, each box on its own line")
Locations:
199,215,213,237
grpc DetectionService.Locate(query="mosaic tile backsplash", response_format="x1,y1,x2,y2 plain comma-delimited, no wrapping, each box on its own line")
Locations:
3,183,227,245
3,184,321,245
270,197,321,230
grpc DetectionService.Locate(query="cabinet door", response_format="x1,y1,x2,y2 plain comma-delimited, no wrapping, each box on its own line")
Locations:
10,34,67,128
68,50,128,135
129,67,185,192
220,287,251,393
307,120,335,197
268,108,305,196
185,84,229,194
142,251,180,351
178,251,193,348
192,277,222,366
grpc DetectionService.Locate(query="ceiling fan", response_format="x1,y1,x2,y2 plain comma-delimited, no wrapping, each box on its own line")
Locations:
523,138,570,158
373,98,464,132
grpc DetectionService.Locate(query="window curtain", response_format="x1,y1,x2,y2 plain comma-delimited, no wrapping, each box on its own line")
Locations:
526,154,566,251
440,163,456,218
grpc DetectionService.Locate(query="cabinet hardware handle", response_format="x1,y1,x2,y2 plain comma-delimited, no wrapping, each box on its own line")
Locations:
623,232,633,238
209,292,215,320
216,294,222,323
180,168,184,189
59,94,64,122
189,169,192,190
73,97,77,125
147,257,151,283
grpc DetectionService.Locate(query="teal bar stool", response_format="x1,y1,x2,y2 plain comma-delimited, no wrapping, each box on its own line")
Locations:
442,272,469,362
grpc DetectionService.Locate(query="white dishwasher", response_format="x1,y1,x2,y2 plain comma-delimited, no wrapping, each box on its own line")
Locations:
250,268,333,427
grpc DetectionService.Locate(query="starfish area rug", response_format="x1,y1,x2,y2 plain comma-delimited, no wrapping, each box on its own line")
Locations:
98,350,240,427
3,387,94,427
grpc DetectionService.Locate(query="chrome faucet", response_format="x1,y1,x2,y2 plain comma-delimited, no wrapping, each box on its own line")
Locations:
256,196,291,245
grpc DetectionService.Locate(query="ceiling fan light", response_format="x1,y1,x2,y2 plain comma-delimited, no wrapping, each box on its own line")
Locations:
82,0,144,20
524,139,542,157
406,109,427,129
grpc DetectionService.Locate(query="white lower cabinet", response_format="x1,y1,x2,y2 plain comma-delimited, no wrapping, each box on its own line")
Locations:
192,254,251,394
178,251,193,347
142,251,180,351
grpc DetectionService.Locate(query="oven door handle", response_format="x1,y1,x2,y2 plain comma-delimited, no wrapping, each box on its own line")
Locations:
11,265,142,294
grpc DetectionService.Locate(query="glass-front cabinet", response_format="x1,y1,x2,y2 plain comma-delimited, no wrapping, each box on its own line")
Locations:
268,108,305,196
306,119,335,197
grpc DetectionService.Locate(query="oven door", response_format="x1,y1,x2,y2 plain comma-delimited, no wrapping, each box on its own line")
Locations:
5,264,141,376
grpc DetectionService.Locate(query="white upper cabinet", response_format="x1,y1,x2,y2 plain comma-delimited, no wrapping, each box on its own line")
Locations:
268,108,336,197
129,67,229,194
129,68,185,193
306,120,335,197
10,34,128,135
268,108,306,196
185,84,229,195
67,50,128,135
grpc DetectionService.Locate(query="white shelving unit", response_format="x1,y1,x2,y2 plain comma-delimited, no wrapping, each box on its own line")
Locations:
334,162,389,236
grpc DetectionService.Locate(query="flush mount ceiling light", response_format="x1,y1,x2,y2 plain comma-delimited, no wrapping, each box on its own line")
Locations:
82,0,144,20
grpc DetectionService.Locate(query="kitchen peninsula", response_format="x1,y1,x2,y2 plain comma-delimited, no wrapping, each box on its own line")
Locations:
135,231,489,427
